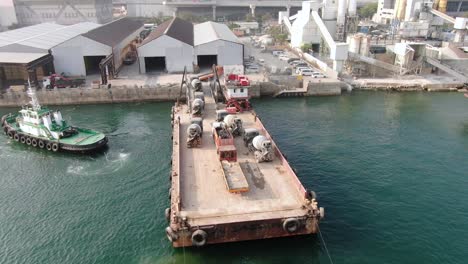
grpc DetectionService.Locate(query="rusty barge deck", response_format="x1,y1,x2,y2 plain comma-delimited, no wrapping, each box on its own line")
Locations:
167,85,323,247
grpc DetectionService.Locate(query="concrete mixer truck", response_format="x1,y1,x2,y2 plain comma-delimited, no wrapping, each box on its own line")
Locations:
251,135,273,163
187,123,202,148
243,128,260,150
223,114,243,137
192,98,204,116
191,78,202,91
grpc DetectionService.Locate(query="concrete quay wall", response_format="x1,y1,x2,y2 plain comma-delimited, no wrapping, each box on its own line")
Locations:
0,80,345,107
353,80,464,92
0,84,184,107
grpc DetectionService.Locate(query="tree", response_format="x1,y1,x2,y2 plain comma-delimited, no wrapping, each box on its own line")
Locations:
301,43,312,52
267,25,288,45
261,13,273,23
358,3,378,19
228,23,240,30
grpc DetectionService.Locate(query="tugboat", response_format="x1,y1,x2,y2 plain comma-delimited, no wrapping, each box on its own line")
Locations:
1,83,108,153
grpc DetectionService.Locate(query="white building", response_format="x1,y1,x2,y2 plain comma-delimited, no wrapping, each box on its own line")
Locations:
194,21,244,68
13,0,113,26
0,4,17,32
125,0,173,18
0,22,100,86
138,18,194,73
137,18,244,73
52,18,143,76
289,1,322,48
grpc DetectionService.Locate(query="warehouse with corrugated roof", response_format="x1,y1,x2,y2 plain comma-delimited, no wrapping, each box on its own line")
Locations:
137,18,243,73
137,17,195,73
0,22,100,89
194,21,244,68
51,18,143,79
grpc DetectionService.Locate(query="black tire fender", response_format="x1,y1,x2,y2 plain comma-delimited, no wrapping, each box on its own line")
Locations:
283,218,301,233
165,226,178,242
305,190,317,201
14,134,20,142
46,143,52,151
191,229,207,247
26,137,32,145
31,139,38,147
165,208,171,223
38,140,45,149
20,136,26,144
52,143,59,152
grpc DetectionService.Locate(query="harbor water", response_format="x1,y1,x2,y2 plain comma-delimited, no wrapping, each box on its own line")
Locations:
0,91,467,263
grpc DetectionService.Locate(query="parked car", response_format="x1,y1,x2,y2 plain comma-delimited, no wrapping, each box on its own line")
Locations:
311,72,326,78
293,63,309,69
290,60,306,66
258,59,265,65
246,65,260,73
295,67,312,74
272,50,284,56
287,58,300,63
279,55,289,61
298,68,314,76
123,51,137,65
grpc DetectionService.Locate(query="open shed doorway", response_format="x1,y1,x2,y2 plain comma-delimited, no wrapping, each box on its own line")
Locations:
197,55,217,70
84,56,105,75
144,56,166,73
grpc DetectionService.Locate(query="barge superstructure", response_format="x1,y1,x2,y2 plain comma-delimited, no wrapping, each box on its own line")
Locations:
166,69,323,247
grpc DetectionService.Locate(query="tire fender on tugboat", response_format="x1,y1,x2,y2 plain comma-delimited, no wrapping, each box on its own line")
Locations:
52,143,59,152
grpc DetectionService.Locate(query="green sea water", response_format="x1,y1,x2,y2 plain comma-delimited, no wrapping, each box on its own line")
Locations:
0,91,467,264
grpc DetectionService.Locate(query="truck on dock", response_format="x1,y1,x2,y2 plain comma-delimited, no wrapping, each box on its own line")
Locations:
166,68,324,247
41,74,85,89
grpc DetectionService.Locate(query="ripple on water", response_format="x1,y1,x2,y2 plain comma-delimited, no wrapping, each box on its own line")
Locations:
66,152,131,176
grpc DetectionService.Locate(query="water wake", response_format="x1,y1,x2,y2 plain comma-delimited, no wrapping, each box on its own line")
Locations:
66,151,131,176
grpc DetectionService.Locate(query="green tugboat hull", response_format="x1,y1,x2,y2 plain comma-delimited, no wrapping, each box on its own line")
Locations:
2,114,108,153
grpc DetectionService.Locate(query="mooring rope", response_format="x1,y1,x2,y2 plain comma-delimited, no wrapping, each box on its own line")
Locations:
317,223,334,264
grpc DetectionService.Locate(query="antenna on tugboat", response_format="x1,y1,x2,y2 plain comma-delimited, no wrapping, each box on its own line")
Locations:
26,78,41,111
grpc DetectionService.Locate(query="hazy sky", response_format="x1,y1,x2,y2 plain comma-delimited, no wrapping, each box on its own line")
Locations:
0,0,13,6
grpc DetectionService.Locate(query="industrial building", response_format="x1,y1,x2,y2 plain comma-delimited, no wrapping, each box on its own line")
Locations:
13,0,113,26
0,22,100,89
0,18,143,89
194,21,244,68
0,2,17,32
138,18,194,73
137,18,243,73
52,18,143,78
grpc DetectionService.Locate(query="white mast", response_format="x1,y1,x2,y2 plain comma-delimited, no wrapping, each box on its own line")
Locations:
26,79,41,111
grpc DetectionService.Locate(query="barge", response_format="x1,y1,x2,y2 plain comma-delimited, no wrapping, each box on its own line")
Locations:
166,69,323,247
